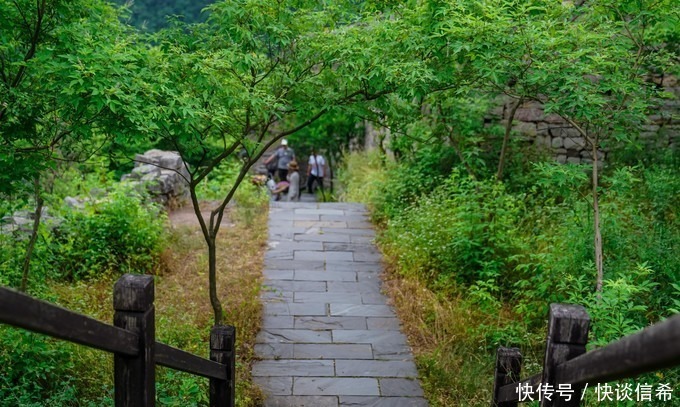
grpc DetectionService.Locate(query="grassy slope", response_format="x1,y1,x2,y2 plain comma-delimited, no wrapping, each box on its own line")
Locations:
45,204,268,406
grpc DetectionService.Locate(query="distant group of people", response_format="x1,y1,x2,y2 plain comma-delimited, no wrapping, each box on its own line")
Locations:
264,139,326,202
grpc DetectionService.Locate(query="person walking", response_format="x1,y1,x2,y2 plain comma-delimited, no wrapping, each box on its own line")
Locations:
306,148,326,197
287,161,300,202
264,139,295,182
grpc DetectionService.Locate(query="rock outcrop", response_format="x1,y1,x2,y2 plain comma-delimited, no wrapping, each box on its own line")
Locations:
121,150,190,208
0,207,60,237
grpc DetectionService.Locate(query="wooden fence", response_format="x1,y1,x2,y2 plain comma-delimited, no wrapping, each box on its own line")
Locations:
0,273,235,407
492,303,680,407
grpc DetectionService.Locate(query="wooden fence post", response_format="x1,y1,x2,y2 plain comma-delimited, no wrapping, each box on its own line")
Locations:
210,325,236,407
541,303,590,407
114,274,156,407
492,347,522,407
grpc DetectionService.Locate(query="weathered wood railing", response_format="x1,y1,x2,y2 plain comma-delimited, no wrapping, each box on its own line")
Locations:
0,274,235,407
492,303,680,406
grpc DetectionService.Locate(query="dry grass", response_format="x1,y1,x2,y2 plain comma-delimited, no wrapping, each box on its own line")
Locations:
48,201,268,406
380,257,524,407
157,202,267,406
381,255,548,406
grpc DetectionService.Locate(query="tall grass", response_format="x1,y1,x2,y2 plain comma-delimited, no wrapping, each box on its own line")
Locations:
339,149,680,406
337,149,389,208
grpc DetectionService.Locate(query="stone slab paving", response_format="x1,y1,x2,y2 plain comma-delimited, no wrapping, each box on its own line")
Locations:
253,201,427,407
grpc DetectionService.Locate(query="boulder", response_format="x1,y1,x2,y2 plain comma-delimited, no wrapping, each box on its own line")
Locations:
0,207,61,237
64,196,85,209
122,150,190,208
132,164,161,177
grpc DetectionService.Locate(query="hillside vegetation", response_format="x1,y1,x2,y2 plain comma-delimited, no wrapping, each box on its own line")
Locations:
1,0,678,404
340,147,679,405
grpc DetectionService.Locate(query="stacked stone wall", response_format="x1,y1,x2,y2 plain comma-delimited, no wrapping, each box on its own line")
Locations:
486,76,680,164
363,76,679,164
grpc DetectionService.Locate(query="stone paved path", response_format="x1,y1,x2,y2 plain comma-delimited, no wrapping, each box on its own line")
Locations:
252,201,427,407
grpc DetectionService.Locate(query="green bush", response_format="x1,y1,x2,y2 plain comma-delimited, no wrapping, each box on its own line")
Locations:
234,177,270,227
0,328,79,407
339,140,680,406
54,183,167,280
373,146,458,223
337,149,388,209
515,164,680,325
341,150,680,336
0,226,63,293
383,169,525,289
157,369,209,407
195,159,241,202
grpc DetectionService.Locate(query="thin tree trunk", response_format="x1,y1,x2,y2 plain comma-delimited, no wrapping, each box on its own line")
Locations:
20,177,43,292
563,118,605,295
188,184,224,325
592,140,603,293
444,126,477,181
208,239,223,325
496,98,523,180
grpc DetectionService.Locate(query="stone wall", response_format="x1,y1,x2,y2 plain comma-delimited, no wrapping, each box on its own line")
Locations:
486,76,680,164
363,76,679,164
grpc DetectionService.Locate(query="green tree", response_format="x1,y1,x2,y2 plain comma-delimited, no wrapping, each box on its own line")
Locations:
374,0,678,294
0,0,149,290
489,0,676,292
135,0,428,324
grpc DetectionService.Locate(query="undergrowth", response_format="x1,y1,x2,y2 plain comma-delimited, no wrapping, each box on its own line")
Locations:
0,165,268,406
339,149,680,406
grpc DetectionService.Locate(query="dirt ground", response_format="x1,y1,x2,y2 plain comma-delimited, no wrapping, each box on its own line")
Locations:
167,201,235,228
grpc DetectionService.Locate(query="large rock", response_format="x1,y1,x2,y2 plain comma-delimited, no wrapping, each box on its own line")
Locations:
122,150,190,208
515,107,544,122
0,207,60,237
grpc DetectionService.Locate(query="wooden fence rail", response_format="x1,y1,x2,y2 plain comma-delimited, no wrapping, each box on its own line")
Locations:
0,273,235,407
492,303,680,407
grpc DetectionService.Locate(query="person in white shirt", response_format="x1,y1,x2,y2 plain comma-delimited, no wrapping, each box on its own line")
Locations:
306,149,326,195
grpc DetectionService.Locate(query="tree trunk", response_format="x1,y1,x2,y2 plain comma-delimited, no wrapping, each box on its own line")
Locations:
446,129,477,181
496,98,523,180
20,178,44,292
188,184,224,326
592,141,604,293
208,239,224,325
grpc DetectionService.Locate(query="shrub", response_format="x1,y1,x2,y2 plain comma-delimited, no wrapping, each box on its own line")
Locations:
337,149,388,211
515,163,680,326
340,149,680,405
373,145,458,223
0,224,64,293
55,183,167,280
0,328,79,407
195,159,241,202
383,169,525,289
233,177,270,227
